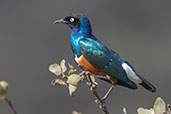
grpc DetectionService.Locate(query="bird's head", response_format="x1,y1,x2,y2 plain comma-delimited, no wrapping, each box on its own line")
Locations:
54,13,92,34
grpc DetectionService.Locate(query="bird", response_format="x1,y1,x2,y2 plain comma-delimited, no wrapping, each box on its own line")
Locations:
54,13,156,92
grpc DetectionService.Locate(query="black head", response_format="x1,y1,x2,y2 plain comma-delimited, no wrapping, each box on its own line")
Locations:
54,13,84,29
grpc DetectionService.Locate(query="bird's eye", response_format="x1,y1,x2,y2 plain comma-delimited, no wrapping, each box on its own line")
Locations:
70,18,75,22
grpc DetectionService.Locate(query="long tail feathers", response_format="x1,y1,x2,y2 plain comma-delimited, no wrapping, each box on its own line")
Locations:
137,74,156,92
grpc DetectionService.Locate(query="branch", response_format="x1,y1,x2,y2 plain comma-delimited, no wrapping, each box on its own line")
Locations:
86,73,109,114
5,96,17,114
0,81,17,114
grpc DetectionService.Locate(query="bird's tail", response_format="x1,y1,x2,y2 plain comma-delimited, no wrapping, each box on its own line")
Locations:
137,74,156,92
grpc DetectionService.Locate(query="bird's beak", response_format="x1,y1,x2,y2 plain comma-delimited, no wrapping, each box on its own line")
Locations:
53,19,67,24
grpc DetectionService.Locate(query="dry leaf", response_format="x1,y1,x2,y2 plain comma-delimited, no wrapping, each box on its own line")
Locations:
51,79,66,86
137,97,167,114
153,97,166,114
67,74,81,86
137,108,154,114
89,75,95,82
122,107,127,114
89,75,98,85
49,64,62,76
68,69,77,75
72,111,82,114
68,84,77,96
68,63,74,69
60,59,67,73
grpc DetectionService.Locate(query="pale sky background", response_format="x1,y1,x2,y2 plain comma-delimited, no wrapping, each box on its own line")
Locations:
0,0,171,114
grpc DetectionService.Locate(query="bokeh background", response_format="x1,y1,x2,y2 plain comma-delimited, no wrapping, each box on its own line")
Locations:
0,0,171,114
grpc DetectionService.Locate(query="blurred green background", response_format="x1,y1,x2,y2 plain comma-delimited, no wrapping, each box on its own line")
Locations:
0,0,171,113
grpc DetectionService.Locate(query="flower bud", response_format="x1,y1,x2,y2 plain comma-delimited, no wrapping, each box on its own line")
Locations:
0,81,8,95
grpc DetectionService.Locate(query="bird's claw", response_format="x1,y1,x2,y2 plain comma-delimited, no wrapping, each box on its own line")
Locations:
95,99,106,110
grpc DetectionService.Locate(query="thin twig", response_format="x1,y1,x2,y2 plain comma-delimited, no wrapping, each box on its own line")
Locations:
5,96,17,114
79,71,86,76
61,68,67,79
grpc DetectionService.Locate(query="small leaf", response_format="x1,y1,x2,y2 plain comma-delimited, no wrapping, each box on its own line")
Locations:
60,59,67,73
153,97,166,114
67,74,81,86
137,108,154,114
51,79,66,86
72,111,82,114
68,69,77,75
49,64,62,76
68,84,77,96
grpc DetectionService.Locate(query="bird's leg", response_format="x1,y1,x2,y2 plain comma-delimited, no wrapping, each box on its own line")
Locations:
101,75,116,101
102,85,114,101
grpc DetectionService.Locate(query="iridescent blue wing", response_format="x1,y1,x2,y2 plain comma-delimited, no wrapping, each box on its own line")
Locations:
79,38,130,82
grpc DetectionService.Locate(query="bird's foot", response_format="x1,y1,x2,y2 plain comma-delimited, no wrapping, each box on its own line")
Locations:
95,99,106,110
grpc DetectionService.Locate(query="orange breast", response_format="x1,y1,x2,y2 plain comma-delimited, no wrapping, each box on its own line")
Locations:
76,55,117,84
77,55,106,76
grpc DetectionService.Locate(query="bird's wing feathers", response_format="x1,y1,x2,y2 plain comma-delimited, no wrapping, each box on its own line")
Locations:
78,38,130,82
78,38,156,92
79,38,110,69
